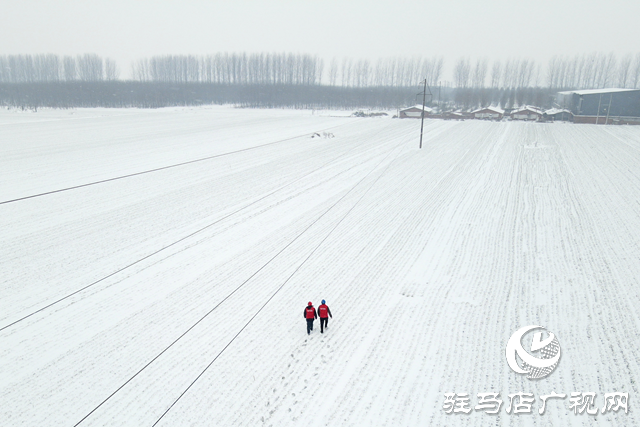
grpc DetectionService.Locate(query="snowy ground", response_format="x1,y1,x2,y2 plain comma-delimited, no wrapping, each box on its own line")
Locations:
1,106,639,426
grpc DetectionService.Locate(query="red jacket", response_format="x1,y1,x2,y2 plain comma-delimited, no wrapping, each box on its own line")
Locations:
304,306,317,319
318,304,332,319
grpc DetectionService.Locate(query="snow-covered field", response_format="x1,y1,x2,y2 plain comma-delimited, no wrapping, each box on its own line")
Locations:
1,106,639,426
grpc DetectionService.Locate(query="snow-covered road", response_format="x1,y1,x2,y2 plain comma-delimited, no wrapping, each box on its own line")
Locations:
1,107,639,426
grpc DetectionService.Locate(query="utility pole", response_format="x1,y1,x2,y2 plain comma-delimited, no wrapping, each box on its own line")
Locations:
596,93,603,124
416,79,432,149
605,93,613,125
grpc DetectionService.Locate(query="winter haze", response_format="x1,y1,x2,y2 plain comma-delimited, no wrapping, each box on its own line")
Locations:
1,1,640,426
2,0,640,79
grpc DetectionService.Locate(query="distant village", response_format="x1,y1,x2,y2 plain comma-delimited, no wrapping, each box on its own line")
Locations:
397,88,640,125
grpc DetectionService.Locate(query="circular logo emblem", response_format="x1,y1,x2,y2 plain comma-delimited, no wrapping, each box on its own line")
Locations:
505,325,561,379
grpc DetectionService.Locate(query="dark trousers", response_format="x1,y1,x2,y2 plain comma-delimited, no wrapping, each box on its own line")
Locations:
306,319,314,334
320,317,328,332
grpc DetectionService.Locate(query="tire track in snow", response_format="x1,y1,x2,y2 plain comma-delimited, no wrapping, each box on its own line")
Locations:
155,125,429,427
0,121,402,332
7,118,639,426
0,123,352,205
1,119,422,426
241,122,501,426
69,126,410,427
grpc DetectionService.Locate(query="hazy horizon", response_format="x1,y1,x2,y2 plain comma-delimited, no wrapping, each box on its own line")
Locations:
2,0,639,81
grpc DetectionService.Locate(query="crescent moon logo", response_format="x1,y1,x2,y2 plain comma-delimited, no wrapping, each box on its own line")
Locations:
505,325,561,379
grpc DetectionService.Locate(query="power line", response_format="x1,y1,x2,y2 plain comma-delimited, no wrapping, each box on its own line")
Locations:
73,137,405,427
0,128,390,333
151,137,405,427
0,123,347,205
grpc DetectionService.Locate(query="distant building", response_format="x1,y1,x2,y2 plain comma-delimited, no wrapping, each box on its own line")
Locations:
510,106,544,121
542,108,573,122
471,106,504,120
399,105,433,119
442,111,466,120
556,88,640,124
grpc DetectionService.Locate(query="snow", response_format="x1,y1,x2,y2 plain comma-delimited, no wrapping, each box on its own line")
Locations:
557,88,640,96
404,105,433,112
544,108,572,115
511,105,543,115
472,106,505,115
2,106,640,426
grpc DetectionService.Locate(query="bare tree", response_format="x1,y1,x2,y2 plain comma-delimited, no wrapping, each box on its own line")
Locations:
104,58,120,81
502,59,515,88
547,56,558,88
431,56,444,87
572,55,584,89
632,52,640,88
617,54,632,88
599,52,617,87
589,53,604,88
453,57,471,88
63,56,77,81
386,58,397,86
563,57,575,88
33,54,60,82
341,58,350,86
490,60,502,88
515,59,534,88
0,56,8,82
328,58,338,86
77,54,103,81
472,58,488,88
579,54,593,88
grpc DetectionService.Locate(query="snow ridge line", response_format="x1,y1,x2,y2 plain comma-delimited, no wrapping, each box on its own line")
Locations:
0,130,392,333
150,134,408,427
71,135,406,427
0,122,350,205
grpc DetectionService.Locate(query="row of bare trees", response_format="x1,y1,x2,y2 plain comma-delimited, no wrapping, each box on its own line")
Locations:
446,53,640,110
0,54,119,83
131,53,324,85
547,52,640,89
130,54,446,87
455,57,542,89
453,53,640,90
326,56,444,87
0,82,418,110
3,52,640,90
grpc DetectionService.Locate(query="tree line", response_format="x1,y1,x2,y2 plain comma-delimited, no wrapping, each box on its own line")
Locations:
129,54,446,88
131,53,324,85
546,53,640,89
452,54,640,90
326,56,444,88
3,52,639,89
0,81,417,110
0,54,120,83
449,53,640,110
1,52,640,111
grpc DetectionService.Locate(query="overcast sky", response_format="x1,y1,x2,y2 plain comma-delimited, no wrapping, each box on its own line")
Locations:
1,0,639,80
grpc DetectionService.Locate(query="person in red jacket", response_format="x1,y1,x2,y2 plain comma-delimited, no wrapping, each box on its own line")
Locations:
318,299,332,333
304,301,317,335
